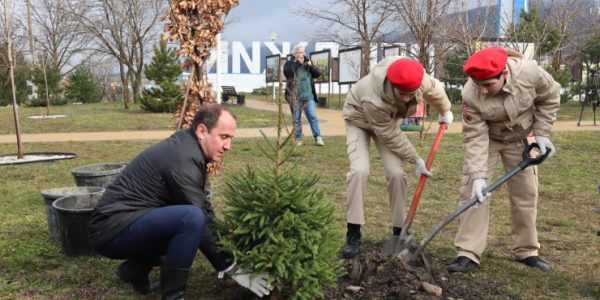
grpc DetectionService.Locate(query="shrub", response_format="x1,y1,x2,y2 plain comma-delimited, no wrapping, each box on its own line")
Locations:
64,65,102,103
26,97,68,107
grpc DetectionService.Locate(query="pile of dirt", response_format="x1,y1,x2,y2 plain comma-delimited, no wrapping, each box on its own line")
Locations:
326,242,509,299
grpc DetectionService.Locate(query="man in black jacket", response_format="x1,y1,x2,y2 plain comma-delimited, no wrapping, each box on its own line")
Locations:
283,44,325,146
89,104,271,299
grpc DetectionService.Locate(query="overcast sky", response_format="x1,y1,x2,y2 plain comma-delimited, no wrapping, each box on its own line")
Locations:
221,0,317,43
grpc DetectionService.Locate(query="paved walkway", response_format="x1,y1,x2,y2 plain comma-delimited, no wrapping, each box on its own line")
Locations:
0,99,597,144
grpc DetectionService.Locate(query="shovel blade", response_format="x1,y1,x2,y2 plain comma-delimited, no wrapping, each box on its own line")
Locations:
382,234,417,257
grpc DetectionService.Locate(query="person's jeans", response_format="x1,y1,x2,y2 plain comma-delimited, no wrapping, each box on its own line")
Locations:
293,98,321,139
96,205,207,269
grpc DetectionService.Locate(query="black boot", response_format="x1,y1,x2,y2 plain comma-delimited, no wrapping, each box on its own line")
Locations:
161,262,189,300
116,259,160,295
342,223,361,259
447,256,478,273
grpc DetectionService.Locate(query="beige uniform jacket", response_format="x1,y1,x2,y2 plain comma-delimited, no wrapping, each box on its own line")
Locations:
461,49,560,180
342,56,451,163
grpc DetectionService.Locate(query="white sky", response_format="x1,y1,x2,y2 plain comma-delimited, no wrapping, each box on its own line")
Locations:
221,0,317,43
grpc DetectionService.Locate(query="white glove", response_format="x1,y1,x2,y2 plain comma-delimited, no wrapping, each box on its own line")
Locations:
472,178,492,204
415,157,432,178
231,268,272,297
535,136,555,158
437,110,453,126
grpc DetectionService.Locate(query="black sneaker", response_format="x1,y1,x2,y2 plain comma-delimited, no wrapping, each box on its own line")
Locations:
518,256,551,271
447,256,478,273
342,232,361,259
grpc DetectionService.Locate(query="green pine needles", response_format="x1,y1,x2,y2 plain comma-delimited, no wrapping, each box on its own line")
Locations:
140,37,182,112
218,86,342,299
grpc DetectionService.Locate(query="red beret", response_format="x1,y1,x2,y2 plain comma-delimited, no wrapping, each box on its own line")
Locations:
463,47,508,81
386,58,424,91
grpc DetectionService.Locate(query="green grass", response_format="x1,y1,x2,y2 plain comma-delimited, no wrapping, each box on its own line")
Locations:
256,94,599,122
0,101,289,134
0,108,599,299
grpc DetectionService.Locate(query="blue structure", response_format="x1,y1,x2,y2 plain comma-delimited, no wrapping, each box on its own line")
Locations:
498,0,529,37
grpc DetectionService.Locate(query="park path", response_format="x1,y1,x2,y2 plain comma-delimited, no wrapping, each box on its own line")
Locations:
0,99,597,144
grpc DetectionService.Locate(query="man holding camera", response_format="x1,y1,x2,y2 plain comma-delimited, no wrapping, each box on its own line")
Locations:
283,44,324,146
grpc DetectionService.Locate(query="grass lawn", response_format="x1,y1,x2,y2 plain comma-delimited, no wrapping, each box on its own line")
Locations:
0,123,599,299
0,101,289,134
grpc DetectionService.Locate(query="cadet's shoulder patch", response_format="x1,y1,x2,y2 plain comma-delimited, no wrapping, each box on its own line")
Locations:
462,102,472,124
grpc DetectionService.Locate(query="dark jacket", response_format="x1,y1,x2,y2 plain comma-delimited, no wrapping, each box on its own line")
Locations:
283,55,321,103
88,128,231,270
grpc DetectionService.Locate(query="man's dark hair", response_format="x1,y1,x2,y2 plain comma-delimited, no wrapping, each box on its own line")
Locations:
190,103,236,132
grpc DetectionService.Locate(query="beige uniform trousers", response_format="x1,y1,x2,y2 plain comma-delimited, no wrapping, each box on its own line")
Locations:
345,122,408,227
454,139,539,264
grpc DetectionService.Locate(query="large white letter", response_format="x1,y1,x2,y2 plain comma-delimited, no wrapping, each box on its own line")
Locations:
232,41,260,74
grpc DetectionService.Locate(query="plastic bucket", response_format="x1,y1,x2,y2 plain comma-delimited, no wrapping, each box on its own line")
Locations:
40,186,105,241
71,163,126,188
53,193,102,256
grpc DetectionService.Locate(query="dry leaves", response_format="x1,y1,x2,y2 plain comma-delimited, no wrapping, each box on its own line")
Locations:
164,0,239,128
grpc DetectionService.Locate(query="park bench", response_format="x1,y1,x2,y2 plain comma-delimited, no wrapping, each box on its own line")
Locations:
221,85,245,106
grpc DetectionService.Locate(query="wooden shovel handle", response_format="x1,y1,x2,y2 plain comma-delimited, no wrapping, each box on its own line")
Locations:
402,123,447,234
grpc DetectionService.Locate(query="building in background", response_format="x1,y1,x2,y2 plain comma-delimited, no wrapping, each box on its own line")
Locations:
498,0,529,37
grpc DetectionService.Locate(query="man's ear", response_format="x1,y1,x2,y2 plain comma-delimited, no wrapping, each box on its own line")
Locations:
195,124,207,140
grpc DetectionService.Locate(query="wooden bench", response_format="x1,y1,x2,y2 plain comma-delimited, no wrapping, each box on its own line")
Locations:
221,86,245,105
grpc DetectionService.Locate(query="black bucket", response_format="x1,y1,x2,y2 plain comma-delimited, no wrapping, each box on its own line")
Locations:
71,163,126,188
40,186,105,241
53,193,102,256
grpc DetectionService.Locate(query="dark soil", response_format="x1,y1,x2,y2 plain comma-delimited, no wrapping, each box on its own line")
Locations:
326,241,510,300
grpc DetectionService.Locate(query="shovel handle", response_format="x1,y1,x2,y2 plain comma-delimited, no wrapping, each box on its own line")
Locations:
411,141,550,258
401,123,447,237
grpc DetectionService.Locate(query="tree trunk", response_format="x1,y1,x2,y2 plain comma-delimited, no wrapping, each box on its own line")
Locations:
268,289,281,300
42,58,50,116
361,42,371,77
118,62,130,109
25,0,35,66
5,0,24,159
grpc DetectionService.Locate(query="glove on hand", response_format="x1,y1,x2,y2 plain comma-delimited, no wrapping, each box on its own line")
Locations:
415,157,432,178
231,268,272,297
535,136,555,158
437,110,454,126
472,178,492,204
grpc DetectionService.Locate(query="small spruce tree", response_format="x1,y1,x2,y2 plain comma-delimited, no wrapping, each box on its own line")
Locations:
65,65,101,103
140,38,182,112
218,85,342,299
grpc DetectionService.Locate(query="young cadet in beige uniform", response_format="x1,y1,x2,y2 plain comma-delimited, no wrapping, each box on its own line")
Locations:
447,47,560,273
341,57,453,258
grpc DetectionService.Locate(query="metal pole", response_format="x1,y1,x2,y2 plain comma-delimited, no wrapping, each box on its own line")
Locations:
216,33,222,104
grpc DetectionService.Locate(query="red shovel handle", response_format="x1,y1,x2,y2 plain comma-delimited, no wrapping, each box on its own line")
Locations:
402,123,447,233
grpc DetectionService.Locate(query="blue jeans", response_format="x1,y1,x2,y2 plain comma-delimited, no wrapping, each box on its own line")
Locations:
293,98,321,139
96,205,207,269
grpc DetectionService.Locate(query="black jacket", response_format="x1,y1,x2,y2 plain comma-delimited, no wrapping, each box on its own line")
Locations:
283,56,321,103
88,128,231,270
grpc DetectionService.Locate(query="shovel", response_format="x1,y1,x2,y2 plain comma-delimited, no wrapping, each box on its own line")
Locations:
382,123,447,255
400,142,551,262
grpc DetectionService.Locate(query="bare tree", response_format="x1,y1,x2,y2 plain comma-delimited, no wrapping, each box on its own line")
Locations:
541,0,591,69
30,0,90,75
89,54,118,101
443,0,496,55
297,0,394,77
1,0,23,158
77,0,164,109
385,0,453,73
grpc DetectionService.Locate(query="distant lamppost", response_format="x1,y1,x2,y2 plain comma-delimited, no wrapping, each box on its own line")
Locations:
270,32,277,100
